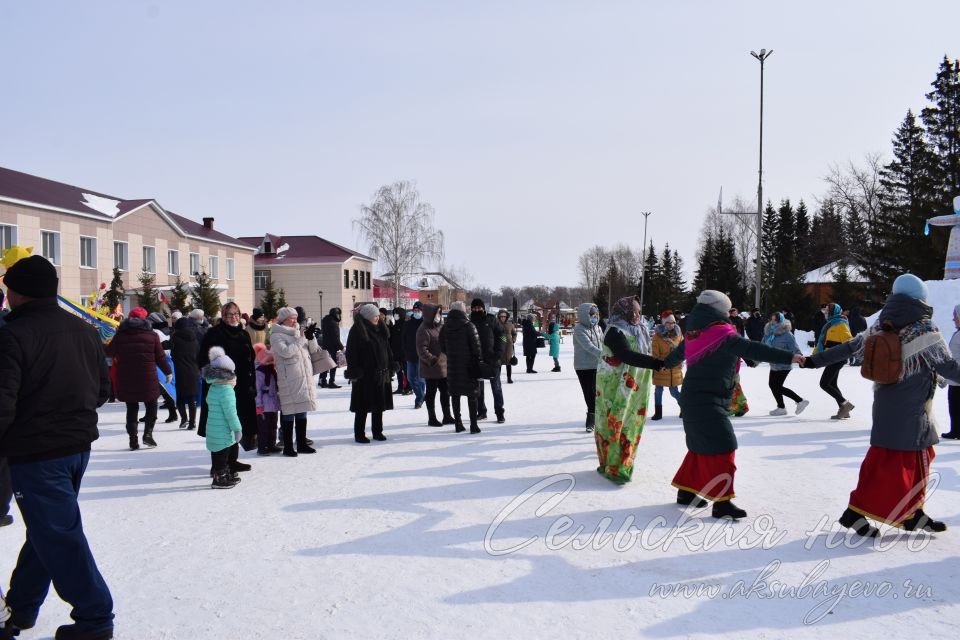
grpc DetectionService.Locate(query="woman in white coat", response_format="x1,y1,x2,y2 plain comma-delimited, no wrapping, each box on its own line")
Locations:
271,306,320,456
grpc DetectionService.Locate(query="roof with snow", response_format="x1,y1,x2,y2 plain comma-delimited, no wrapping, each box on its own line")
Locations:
237,234,373,265
803,261,870,284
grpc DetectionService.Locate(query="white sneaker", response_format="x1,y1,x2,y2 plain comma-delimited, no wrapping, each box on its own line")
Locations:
795,399,810,415
769,407,787,416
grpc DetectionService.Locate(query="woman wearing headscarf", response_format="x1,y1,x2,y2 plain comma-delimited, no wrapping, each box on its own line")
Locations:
595,297,664,483
763,311,808,416
662,291,799,519
521,314,539,373
803,274,960,535
814,302,855,419
573,303,603,432
346,304,394,442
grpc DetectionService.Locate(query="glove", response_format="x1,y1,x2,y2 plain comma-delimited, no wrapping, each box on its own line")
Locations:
256,406,264,416
304,323,317,341
165,374,173,384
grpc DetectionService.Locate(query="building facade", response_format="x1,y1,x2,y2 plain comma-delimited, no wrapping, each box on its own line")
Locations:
0,166,255,312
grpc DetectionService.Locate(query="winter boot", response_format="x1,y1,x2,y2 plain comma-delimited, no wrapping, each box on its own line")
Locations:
839,507,879,537
372,413,387,441
468,397,481,433
651,405,663,421
902,509,947,533
354,414,370,443
142,423,157,448
496,412,505,424
677,489,708,508
229,460,251,472
941,431,960,440
585,412,595,433
211,471,239,489
187,402,197,430
427,405,443,427
53,624,114,640
128,433,139,451
282,423,298,456
177,404,189,429
257,415,273,455
164,404,179,424
831,401,855,420
295,416,316,453
711,500,747,520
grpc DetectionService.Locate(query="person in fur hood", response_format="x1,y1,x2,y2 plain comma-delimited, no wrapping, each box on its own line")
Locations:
762,312,808,416
803,274,960,536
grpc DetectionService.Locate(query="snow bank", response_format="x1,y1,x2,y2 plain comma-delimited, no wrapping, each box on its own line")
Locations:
867,278,960,332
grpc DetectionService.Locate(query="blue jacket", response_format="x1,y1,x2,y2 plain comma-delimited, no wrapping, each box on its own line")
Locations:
763,320,801,371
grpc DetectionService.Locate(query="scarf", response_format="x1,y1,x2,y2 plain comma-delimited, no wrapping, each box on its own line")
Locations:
654,323,681,340
609,296,650,353
816,303,849,353
763,312,785,347
685,322,738,368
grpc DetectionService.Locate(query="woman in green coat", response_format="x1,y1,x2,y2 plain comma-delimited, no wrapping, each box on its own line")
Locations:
543,313,562,372
664,291,800,519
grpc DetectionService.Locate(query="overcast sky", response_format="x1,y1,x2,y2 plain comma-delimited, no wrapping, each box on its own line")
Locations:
2,1,957,288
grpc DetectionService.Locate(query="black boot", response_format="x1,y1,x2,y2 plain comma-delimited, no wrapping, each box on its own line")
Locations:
354,413,371,443
229,460,252,472
468,397,481,434
585,412,595,433
651,405,663,421
211,470,239,489
902,509,947,533
295,416,316,453
177,404,188,429
712,500,747,520
142,423,157,448
282,423,297,456
187,402,197,430
941,431,960,440
372,413,386,441
257,415,273,455
164,405,179,424
126,421,139,450
427,405,442,427
677,489,708,508
839,507,880,537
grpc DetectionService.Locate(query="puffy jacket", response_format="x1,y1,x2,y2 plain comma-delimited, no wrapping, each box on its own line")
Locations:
471,311,504,377
244,319,268,347
762,321,801,371
270,323,319,415
0,298,110,463
417,304,447,379
105,317,171,402
204,381,241,452
573,303,603,370
521,317,539,357
440,309,482,396
321,309,345,354
255,364,281,413
651,326,684,387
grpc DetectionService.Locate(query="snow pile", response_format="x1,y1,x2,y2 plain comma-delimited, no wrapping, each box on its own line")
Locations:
80,193,121,217
867,278,960,332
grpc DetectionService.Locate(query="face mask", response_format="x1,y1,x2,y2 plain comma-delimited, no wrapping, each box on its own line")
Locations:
590,316,599,326
393,313,400,320
413,311,422,320
435,315,442,325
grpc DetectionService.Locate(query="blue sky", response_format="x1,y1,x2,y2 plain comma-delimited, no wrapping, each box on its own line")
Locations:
2,1,957,287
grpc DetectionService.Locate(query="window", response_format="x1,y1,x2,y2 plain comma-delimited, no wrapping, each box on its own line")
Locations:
343,269,350,288
352,269,359,289
365,271,371,290
113,241,129,271
254,270,270,290
226,258,235,281
41,230,61,265
168,250,180,275
0,224,16,252
142,245,156,274
80,236,97,268
263,240,272,253
189,252,200,275
209,256,219,279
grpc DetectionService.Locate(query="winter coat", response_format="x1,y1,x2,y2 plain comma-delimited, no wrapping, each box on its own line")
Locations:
0,298,110,463
848,310,868,337
346,317,394,414
170,318,200,401
255,364,281,413
950,330,960,387
321,309,345,355
808,294,960,451
730,314,746,337
204,380,241,452
663,306,794,455
416,304,447,380
573,303,603,371
105,317,171,403
471,312,504,378
651,326,684,387
244,319,268,348
745,314,765,341
499,318,517,364
440,309,482,396
543,321,561,358
198,322,257,441
521,317,539,357
270,323,319,415
390,316,406,362
402,315,423,362
762,320,801,371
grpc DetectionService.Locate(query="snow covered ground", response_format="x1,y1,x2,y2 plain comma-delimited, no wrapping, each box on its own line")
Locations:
4,337,960,639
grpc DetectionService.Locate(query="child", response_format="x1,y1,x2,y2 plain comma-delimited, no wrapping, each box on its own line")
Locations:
202,346,243,489
254,343,283,455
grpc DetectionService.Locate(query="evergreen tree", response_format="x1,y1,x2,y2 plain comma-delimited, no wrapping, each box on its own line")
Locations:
104,266,125,314
638,240,661,317
808,199,846,269
714,226,746,307
774,199,797,287
168,274,191,313
795,200,812,270
191,271,222,319
830,259,858,310
277,288,288,310
844,206,869,264
669,249,688,310
137,268,161,314
692,232,717,296
759,201,779,294
921,56,960,209
259,277,280,320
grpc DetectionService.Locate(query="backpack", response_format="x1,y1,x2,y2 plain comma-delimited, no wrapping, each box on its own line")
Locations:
860,321,902,384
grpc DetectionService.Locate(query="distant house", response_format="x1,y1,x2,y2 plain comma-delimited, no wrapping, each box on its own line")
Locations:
372,278,419,308
0,166,254,312
238,234,374,326
803,261,869,305
379,271,466,309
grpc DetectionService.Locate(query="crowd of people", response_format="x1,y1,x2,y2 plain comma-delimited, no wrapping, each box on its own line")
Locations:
2,253,960,638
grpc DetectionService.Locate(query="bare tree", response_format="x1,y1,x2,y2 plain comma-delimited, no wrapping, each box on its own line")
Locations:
823,153,885,229
355,180,445,307
577,245,609,290
723,194,759,291
610,243,643,285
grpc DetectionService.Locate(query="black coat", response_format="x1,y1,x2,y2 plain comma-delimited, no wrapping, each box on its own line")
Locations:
346,317,394,414
402,316,423,362
471,311,504,377
440,309,482,396
389,317,406,362
170,318,200,400
745,314,764,341
0,298,110,463
321,309,345,354
848,310,868,336
198,322,257,446
521,317,539,357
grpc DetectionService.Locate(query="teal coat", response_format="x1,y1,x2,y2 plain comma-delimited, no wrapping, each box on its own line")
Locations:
665,305,794,455
204,381,242,452
543,321,561,358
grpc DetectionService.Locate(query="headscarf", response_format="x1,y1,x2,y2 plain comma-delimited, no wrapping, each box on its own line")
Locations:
608,296,650,353
816,303,849,353
763,312,785,346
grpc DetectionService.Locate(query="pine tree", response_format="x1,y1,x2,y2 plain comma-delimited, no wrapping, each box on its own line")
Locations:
104,266,125,314
714,226,746,307
277,288,288,310
168,274,191,313
830,259,857,310
670,249,688,310
692,232,717,295
844,206,869,265
795,200,812,270
638,240,661,317
759,201,779,295
775,199,796,286
259,277,280,320
191,271,222,319
921,56,960,209
137,268,161,314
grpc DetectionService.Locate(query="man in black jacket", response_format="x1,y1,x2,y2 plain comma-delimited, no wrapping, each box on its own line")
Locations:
0,256,114,640
402,302,425,408
319,308,345,388
745,308,765,341
470,299,506,423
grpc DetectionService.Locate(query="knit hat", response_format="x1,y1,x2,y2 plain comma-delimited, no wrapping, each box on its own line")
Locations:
253,343,274,366
660,309,673,320
129,307,148,320
207,346,235,373
276,306,297,324
696,290,732,315
471,298,486,309
2,255,59,298
662,314,676,324
450,301,467,313
147,312,166,326
251,307,264,321
359,303,380,321
412,301,423,309
891,273,928,302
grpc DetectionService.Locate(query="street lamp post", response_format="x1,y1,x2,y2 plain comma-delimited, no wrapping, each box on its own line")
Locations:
750,48,772,310
318,290,323,318
638,211,652,317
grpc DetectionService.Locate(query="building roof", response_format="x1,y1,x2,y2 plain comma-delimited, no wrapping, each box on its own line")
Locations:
803,261,870,284
238,234,373,266
0,165,252,250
